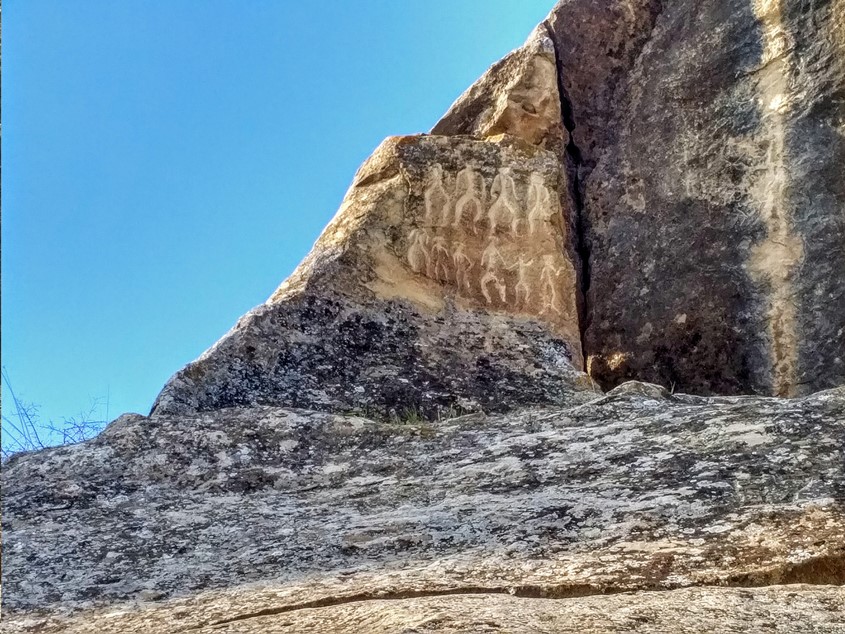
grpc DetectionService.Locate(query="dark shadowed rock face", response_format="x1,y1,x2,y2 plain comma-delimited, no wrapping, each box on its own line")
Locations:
561,0,845,396
2,385,844,630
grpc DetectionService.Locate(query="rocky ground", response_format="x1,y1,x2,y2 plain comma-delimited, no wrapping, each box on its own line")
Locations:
3,382,843,631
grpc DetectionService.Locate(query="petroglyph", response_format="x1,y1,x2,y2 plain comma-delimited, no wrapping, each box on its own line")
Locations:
452,243,474,293
454,166,485,232
481,237,511,272
424,165,451,227
480,270,508,304
527,173,554,235
511,255,535,307
481,237,511,304
540,255,567,315
488,167,521,235
402,165,575,331
406,229,431,275
432,235,452,282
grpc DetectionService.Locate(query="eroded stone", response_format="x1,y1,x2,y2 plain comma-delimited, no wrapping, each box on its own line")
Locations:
568,0,845,396
3,385,843,619
152,134,589,418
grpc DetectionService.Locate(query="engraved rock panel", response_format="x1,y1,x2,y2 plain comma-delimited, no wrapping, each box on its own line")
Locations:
152,134,588,418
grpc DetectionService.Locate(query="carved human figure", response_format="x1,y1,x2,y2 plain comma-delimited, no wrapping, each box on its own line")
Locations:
487,167,521,235
453,165,485,233
527,173,554,235
432,235,452,282
424,164,451,227
539,254,566,315
452,242,474,293
510,255,535,307
406,229,431,276
480,237,510,304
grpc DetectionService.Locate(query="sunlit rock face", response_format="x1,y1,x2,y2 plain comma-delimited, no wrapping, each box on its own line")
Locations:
432,25,567,155
151,25,595,420
152,132,592,418
155,0,843,412
5,0,845,631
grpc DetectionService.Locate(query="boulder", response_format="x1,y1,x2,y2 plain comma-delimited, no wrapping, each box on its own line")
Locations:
152,134,591,418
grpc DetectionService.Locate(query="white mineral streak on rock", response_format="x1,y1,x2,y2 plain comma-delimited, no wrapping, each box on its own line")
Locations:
748,0,804,397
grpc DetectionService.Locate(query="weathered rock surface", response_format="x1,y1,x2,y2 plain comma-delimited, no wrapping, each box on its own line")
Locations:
150,23,596,420
153,0,844,411
6,586,845,633
564,0,845,396
432,25,567,156
152,132,591,418
3,385,844,630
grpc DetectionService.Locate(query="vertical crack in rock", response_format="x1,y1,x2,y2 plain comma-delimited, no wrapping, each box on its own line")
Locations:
543,20,591,371
748,0,804,397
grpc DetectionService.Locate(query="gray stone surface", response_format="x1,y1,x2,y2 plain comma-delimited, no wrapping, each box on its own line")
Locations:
5,586,845,633
4,383,844,623
155,0,845,411
4,1,845,631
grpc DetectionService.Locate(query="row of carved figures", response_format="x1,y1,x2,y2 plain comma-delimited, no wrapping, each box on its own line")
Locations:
407,230,567,314
424,165,557,236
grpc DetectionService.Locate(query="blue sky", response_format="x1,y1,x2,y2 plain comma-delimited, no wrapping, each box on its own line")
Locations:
3,0,552,440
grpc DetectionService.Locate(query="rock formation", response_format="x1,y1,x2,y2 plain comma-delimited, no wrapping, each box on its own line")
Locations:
3,385,845,631
563,0,845,397
3,0,844,631
150,25,594,420
151,134,593,419
150,0,845,413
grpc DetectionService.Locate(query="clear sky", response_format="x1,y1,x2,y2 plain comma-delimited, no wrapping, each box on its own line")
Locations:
2,0,553,443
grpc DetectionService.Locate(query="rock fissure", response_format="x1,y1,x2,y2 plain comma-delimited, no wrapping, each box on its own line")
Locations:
197,585,617,629
543,19,591,372
199,555,845,630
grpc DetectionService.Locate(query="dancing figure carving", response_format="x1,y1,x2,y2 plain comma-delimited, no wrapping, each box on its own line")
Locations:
432,235,452,282
487,167,520,235
510,255,535,308
539,254,566,315
527,173,554,235
452,242,474,293
453,166,486,234
406,229,432,276
480,237,510,304
424,164,451,227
